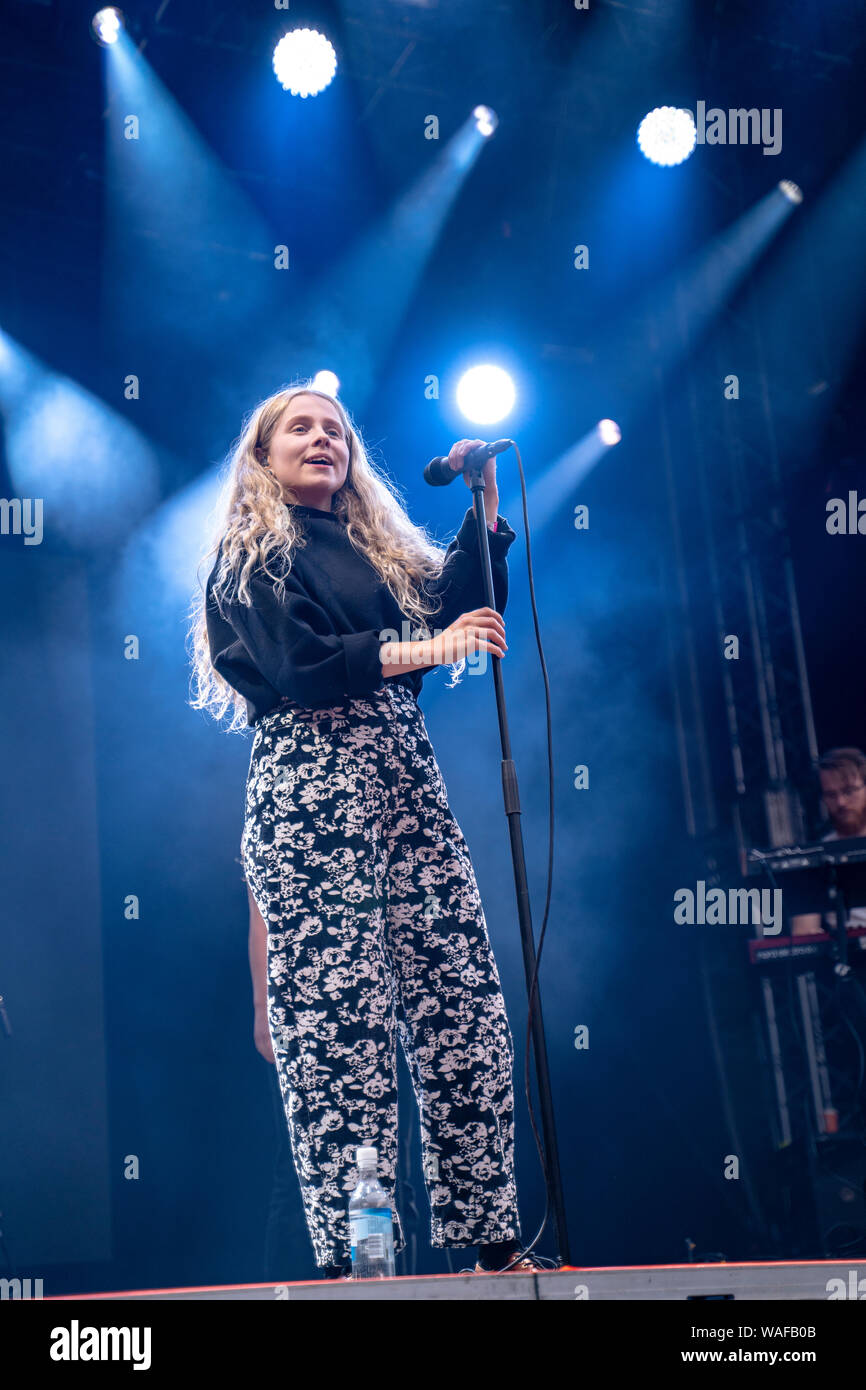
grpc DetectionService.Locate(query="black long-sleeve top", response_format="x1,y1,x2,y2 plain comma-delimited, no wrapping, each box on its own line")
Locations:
205,502,517,726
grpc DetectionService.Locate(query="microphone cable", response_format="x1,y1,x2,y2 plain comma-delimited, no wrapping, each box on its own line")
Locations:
488,441,560,1274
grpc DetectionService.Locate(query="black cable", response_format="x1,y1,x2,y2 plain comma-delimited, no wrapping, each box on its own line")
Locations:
492,442,559,1274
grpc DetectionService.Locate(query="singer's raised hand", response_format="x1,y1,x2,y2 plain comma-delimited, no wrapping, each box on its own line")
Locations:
447,439,499,520
446,439,487,474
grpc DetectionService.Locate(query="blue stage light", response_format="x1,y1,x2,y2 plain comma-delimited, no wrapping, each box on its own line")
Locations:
473,106,498,138
272,28,337,98
91,7,123,45
637,107,696,166
311,370,340,396
597,419,622,446
778,180,803,205
456,365,516,426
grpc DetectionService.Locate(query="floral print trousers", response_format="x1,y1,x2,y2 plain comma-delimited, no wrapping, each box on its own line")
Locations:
241,679,521,1268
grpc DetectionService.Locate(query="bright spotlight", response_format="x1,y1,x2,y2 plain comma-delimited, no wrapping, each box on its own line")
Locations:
473,106,498,138
456,365,515,426
597,419,622,446
311,370,340,396
91,7,123,45
273,29,337,98
637,107,696,166
778,179,803,205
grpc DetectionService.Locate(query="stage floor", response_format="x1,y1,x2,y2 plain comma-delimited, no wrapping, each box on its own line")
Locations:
46,1259,866,1301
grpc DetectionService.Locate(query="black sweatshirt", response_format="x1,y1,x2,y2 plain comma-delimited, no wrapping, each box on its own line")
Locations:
205,502,517,725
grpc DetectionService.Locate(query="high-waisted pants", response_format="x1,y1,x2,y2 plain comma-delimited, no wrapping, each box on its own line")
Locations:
241,679,521,1268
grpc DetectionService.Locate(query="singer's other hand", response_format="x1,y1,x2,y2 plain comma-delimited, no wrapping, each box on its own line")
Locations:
427,607,507,666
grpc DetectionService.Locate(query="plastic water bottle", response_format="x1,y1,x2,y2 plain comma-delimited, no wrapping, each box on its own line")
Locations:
348,1146,396,1279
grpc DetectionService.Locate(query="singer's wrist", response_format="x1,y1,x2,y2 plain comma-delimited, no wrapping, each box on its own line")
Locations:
380,639,435,677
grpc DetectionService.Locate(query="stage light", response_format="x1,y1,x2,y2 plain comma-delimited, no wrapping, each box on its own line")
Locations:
637,107,696,166
778,180,803,205
91,7,123,45
311,370,340,396
473,106,498,138
272,28,337,98
597,419,622,446
456,365,516,426
0,330,159,547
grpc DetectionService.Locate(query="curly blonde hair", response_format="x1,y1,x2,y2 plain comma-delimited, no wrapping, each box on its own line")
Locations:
187,383,463,731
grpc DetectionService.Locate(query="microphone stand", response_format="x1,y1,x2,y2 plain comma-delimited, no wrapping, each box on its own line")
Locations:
465,461,572,1268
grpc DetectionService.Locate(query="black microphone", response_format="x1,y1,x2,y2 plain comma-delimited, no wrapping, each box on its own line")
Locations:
423,438,512,487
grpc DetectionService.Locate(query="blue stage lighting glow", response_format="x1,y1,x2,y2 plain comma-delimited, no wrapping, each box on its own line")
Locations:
272,28,337,98
91,7,123,45
778,179,803,205
0,331,159,547
637,107,696,166
472,106,498,138
456,365,516,426
597,419,622,446
311,370,340,396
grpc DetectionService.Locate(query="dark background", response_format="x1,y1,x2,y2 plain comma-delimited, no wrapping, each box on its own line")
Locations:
1,0,864,1292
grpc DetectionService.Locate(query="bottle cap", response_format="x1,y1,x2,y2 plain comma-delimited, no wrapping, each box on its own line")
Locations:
356,1146,378,1166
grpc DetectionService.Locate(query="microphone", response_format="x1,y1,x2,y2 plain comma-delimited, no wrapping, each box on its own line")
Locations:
423,438,512,487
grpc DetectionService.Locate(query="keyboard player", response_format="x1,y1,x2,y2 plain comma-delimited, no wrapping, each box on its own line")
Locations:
790,747,866,936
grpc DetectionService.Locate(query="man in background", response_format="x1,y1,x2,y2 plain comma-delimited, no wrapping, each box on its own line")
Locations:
790,747,866,935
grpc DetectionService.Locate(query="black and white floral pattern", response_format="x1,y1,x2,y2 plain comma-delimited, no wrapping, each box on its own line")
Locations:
241,680,521,1268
